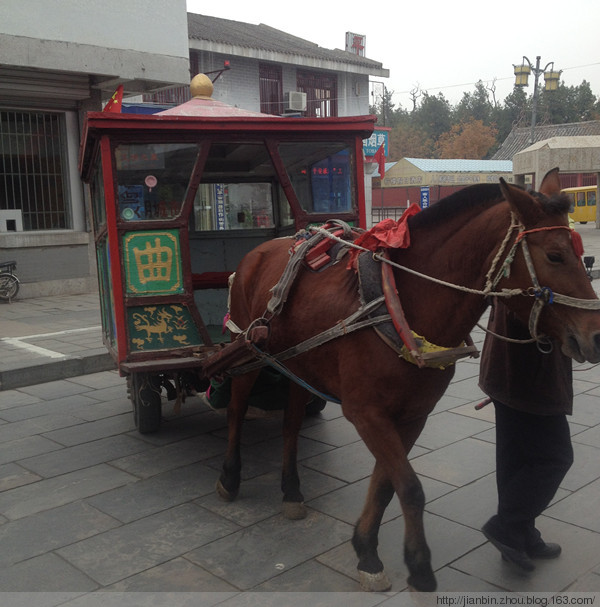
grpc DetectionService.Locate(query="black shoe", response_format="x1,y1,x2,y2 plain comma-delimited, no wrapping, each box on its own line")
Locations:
482,521,535,572
527,541,562,559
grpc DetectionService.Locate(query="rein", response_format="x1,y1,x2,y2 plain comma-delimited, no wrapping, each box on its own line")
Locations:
217,217,600,392
313,219,600,346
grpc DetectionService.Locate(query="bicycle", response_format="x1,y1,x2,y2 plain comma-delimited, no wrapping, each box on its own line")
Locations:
0,261,20,302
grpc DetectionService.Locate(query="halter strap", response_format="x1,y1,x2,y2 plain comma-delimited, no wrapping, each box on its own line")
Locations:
516,224,585,257
515,225,572,241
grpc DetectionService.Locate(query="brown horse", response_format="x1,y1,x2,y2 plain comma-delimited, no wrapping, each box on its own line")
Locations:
215,169,600,592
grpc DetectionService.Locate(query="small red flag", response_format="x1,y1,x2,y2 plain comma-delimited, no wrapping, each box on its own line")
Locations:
372,144,386,178
103,84,123,113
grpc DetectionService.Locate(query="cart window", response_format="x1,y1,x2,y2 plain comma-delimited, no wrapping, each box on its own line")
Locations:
278,142,354,215
193,183,274,230
588,191,596,206
90,155,106,232
114,143,197,221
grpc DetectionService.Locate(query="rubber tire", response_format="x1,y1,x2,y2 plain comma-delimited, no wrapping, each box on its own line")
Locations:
305,396,326,416
0,274,19,301
130,373,162,433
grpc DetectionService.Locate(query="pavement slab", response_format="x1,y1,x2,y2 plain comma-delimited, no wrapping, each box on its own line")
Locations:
0,226,598,602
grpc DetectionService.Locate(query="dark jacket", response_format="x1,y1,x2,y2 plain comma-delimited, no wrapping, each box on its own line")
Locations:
478,300,573,416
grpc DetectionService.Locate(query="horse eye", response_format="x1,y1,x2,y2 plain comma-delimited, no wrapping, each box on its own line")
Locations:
547,252,564,263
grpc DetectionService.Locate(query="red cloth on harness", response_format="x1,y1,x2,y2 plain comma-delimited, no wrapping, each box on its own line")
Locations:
571,230,584,258
348,203,421,269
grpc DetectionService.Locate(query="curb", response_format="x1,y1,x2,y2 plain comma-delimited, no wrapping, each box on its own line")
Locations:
0,352,116,391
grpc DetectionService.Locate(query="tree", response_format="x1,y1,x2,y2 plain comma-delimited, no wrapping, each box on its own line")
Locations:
489,85,529,152
388,122,433,160
571,80,597,121
453,81,492,125
434,119,498,159
412,93,452,152
370,86,400,128
376,78,599,162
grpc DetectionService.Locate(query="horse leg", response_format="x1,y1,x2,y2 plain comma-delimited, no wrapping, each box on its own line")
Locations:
352,462,395,591
351,414,435,592
216,371,259,501
280,382,309,520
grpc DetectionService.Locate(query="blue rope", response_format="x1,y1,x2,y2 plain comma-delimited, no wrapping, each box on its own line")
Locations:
249,343,341,405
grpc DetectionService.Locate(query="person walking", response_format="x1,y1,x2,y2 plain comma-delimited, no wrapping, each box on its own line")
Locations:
479,298,574,572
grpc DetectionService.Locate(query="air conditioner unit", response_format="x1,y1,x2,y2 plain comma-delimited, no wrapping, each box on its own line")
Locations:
284,91,307,112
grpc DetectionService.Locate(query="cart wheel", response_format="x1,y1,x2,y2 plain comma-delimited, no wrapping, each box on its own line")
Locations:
305,396,326,416
129,373,162,433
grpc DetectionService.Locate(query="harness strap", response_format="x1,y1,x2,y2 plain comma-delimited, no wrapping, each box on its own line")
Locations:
266,221,359,318
228,295,391,377
552,292,600,309
266,233,321,318
240,342,342,405
379,250,426,367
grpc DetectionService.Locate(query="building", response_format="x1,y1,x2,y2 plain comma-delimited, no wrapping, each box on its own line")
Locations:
0,0,190,297
0,5,388,298
371,158,513,223
171,14,387,118
512,136,600,227
493,121,600,190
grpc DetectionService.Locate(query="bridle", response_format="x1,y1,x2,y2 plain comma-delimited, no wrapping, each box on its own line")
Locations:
312,216,600,348
484,217,600,344
221,217,600,390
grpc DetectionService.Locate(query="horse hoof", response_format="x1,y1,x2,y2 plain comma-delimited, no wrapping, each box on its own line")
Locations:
407,571,437,593
215,479,237,502
282,501,306,520
358,569,392,592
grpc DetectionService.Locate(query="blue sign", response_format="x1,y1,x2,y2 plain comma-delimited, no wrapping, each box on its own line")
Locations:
215,184,227,230
420,187,430,209
363,130,388,156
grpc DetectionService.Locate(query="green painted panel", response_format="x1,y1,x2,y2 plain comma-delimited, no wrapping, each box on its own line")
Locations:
123,230,183,295
96,236,117,350
127,304,202,352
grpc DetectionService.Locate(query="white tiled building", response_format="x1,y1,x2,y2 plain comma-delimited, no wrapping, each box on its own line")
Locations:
0,3,388,297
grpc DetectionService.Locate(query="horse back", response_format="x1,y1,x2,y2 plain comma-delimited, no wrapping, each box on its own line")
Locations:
229,236,361,349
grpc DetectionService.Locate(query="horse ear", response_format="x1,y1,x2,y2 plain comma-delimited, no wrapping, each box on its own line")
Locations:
538,167,561,196
499,177,544,227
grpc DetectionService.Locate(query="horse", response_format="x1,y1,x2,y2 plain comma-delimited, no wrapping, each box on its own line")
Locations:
213,168,600,592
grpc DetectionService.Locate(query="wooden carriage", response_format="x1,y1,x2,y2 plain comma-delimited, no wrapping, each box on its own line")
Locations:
78,74,375,432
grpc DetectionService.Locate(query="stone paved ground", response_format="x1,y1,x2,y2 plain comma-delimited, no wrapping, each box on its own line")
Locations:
0,341,599,606
0,225,600,605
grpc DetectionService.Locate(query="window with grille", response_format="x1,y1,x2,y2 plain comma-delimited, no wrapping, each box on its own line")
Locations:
259,64,283,115
297,70,338,117
0,110,71,230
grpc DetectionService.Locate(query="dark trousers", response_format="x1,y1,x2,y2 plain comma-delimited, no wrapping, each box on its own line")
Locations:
490,400,573,551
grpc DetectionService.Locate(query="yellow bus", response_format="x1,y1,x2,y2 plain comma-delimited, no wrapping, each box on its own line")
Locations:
562,185,597,223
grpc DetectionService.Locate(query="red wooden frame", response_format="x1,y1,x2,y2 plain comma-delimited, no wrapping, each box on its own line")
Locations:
80,108,375,371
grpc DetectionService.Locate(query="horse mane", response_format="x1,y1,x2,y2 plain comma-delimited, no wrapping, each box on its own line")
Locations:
537,191,571,215
408,182,571,230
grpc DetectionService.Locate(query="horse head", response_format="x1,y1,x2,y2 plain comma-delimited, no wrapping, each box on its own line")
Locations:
497,168,600,363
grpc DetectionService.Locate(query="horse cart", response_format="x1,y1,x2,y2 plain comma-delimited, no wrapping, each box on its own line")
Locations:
79,74,376,433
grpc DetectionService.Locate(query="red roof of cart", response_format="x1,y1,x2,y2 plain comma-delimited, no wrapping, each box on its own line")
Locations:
157,73,278,118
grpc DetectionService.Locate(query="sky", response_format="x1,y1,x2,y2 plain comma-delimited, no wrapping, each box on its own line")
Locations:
186,0,600,112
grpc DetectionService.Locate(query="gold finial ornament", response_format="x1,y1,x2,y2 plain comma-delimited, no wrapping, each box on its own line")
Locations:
190,74,214,99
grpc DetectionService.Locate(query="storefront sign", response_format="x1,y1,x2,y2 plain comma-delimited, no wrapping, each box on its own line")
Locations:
363,130,388,157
